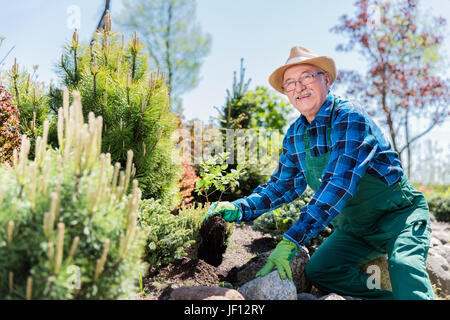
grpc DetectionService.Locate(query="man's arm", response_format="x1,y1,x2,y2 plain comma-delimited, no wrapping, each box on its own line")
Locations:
284,107,381,247
232,132,307,223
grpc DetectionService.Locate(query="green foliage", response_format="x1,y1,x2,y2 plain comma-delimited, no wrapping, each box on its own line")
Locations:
5,61,50,159
252,188,314,238
218,58,253,130
212,59,290,203
137,199,208,266
246,86,293,133
252,188,334,254
428,194,450,222
194,152,246,203
50,25,181,207
0,92,146,299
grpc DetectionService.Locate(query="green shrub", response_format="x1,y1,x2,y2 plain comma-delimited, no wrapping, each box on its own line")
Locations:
5,61,50,159
0,91,146,299
428,194,450,222
49,17,181,207
138,200,208,267
252,188,334,254
252,188,314,237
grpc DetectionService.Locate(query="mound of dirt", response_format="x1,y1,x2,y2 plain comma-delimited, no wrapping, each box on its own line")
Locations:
138,223,277,300
144,257,220,300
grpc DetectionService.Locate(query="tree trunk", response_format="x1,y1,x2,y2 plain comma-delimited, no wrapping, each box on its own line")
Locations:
91,0,111,43
381,89,399,155
165,1,174,107
404,108,411,178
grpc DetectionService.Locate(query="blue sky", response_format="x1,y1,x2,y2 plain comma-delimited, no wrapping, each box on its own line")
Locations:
0,0,449,168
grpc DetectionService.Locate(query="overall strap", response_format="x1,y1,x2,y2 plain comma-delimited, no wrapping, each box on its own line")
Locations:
326,97,339,147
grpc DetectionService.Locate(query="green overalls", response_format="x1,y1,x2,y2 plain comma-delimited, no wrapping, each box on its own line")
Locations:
303,98,435,300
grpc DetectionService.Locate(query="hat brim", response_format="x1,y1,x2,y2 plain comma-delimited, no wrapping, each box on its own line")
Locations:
268,56,337,94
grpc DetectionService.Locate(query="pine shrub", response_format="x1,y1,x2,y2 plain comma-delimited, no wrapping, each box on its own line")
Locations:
0,90,146,299
5,60,50,159
138,200,208,267
252,188,314,237
50,15,181,207
252,188,334,254
428,194,450,222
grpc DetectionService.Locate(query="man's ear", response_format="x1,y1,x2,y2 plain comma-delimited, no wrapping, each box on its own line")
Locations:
325,73,332,89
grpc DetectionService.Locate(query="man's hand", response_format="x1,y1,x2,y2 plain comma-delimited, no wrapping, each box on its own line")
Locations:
255,239,298,281
204,201,242,223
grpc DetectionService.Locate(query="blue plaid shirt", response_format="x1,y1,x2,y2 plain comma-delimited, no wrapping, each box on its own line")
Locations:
232,93,404,248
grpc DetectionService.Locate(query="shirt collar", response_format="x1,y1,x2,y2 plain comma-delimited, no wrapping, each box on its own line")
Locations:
296,92,334,131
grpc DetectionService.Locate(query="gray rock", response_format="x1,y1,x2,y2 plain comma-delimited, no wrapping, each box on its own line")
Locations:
297,293,318,300
431,230,449,245
426,248,450,296
431,237,444,247
239,271,297,300
231,247,310,293
319,293,346,300
429,244,450,263
169,286,245,300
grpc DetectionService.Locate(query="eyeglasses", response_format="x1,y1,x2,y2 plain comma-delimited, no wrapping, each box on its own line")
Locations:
282,71,324,93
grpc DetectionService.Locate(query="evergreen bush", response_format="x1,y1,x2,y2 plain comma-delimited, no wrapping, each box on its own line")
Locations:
0,90,146,299
138,199,208,266
252,188,314,237
49,14,181,207
252,188,334,254
428,194,450,222
5,61,49,159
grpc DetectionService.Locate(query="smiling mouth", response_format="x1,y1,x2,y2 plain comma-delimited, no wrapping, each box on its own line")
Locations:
295,92,311,101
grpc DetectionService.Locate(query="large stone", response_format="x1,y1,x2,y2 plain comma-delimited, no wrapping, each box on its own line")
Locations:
169,286,244,300
297,293,318,300
360,255,392,291
318,293,346,300
229,247,310,293
429,244,450,263
239,270,297,300
430,231,449,246
426,249,450,296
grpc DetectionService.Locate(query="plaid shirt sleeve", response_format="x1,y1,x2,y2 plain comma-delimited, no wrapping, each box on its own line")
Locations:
232,127,307,222
283,106,382,247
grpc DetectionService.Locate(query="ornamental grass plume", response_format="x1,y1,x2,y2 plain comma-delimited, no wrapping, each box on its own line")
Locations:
0,89,146,299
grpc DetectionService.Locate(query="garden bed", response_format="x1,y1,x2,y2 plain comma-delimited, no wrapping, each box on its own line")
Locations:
134,222,277,300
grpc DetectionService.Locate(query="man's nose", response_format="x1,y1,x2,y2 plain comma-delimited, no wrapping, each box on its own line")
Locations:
294,80,306,91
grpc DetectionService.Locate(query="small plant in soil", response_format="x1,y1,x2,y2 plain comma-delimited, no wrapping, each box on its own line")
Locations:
194,152,245,203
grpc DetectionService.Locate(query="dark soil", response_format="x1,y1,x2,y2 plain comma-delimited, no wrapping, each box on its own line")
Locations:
135,222,277,300
197,215,228,267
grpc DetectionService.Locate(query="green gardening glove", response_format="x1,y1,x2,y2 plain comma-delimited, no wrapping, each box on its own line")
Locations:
204,201,242,223
255,239,298,281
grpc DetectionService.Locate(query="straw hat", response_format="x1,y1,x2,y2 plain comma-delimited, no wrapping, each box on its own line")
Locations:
269,46,337,94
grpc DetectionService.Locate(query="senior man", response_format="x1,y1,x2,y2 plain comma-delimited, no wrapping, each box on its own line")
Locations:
206,46,434,300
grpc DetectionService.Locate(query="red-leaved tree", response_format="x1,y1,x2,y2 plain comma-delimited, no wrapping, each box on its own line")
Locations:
331,0,449,177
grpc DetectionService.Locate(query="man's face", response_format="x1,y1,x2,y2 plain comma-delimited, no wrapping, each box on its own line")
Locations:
283,64,331,122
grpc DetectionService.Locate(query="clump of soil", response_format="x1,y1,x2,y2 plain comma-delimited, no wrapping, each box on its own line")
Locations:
197,215,228,267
